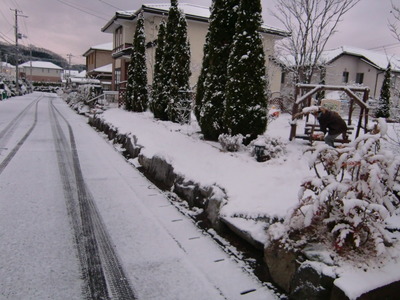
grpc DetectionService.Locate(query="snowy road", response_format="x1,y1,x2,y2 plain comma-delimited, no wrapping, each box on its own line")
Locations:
0,93,278,300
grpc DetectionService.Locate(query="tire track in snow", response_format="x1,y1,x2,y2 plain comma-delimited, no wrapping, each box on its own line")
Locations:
49,98,136,300
0,95,42,154
0,97,41,175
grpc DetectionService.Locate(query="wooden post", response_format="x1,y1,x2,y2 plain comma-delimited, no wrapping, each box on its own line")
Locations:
356,108,363,138
289,85,300,140
363,89,370,133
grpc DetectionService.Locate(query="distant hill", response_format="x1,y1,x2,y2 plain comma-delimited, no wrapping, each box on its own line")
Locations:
0,42,85,70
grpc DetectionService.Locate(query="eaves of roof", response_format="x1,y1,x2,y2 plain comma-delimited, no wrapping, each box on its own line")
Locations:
101,11,137,33
142,5,208,23
328,52,384,72
101,3,290,38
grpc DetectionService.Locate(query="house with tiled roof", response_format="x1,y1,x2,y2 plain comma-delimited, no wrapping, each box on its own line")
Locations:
82,42,113,76
19,61,63,82
101,3,289,94
321,46,400,99
279,46,400,107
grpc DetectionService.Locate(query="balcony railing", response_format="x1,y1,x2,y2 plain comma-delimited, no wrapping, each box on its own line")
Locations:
112,44,132,58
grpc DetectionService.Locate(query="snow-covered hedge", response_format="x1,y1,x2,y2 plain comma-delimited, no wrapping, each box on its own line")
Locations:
268,118,400,258
250,135,286,161
218,133,244,152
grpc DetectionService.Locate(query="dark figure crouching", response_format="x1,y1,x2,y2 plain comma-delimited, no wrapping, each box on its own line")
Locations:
313,107,347,147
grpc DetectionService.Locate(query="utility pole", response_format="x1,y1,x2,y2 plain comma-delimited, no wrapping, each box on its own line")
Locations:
11,8,27,95
67,53,73,75
66,53,73,86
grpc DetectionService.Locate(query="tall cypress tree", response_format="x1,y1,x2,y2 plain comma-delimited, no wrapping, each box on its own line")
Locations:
195,0,240,141
163,0,191,124
376,63,391,118
151,20,168,120
224,0,268,142
130,13,148,112
125,39,135,111
168,5,191,123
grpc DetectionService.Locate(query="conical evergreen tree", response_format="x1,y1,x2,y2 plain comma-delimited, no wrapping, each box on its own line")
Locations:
168,6,191,123
125,43,135,111
224,0,268,142
195,0,240,140
130,13,148,112
376,63,391,118
163,0,191,123
151,20,169,120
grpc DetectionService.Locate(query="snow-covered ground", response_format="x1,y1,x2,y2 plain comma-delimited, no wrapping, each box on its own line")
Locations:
2,91,399,299
95,104,400,299
99,109,313,240
0,93,281,299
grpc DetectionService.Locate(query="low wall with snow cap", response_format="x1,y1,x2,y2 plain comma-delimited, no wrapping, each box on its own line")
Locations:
88,115,228,231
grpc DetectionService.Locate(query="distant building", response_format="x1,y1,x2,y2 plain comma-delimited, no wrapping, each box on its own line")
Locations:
82,42,113,75
0,62,16,77
19,61,63,82
90,63,112,90
61,70,80,81
279,46,400,107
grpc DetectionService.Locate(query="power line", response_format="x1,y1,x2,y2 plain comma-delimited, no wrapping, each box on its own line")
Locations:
368,42,400,51
55,0,109,21
0,32,14,44
97,0,124,11
9,0,21,10
0,6,13,26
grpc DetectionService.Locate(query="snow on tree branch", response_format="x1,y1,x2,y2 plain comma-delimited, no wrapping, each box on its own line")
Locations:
268,118,400,258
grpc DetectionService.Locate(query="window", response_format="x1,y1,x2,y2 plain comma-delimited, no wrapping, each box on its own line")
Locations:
281,72,286,84
355,73,364,84
342,71,349,83
114,27,123,48
115,69,121,86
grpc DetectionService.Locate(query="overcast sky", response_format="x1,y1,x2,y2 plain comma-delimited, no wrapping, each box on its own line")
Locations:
0,0,399,65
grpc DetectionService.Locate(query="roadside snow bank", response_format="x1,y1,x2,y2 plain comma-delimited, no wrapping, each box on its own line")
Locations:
96,109,312,243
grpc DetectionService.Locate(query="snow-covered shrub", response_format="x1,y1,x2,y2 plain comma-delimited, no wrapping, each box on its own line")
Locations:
218,133,243,152
250,135,286,161
269,119,400,257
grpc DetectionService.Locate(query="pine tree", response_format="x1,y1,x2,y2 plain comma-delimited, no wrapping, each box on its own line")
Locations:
195,0,240,141
162,0,191,124
129,13,148,112
375,63,391,118
151,20,169,120
224,0,268,142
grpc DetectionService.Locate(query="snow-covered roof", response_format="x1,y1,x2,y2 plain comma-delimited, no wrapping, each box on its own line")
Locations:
93,64,112,73
102,3,288,37
19,61,63,70
1,62,15,69
144,3,209,19
63,70,80,76
93,42,113,51
278,46,400,72
321,46,400,72
76,70,87,78
82,42,113,56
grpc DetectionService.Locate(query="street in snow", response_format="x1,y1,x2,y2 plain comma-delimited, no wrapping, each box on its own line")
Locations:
0,93,277,300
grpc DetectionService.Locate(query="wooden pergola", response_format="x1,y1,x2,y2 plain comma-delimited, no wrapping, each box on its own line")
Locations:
289,84,370,142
